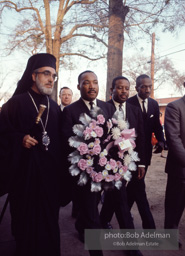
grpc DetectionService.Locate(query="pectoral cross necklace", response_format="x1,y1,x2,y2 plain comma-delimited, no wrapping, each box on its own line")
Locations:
28,92,50,150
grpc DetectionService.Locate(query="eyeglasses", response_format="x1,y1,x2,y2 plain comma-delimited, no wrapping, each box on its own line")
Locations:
35,71,58,82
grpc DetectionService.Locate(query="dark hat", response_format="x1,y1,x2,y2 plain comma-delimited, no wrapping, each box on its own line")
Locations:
13,53,56,96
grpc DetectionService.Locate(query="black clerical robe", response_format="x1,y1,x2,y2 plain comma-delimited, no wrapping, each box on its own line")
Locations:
0,89,63,256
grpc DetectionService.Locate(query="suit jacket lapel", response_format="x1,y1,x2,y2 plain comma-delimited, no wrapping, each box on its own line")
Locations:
78,98,90,115
125,102,130,121
146,98,152,119
108,99,116,111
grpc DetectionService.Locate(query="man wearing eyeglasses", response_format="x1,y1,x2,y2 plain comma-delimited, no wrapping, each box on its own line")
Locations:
0,53,68,256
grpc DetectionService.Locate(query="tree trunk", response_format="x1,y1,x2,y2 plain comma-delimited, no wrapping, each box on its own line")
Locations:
50,25,62,102
150,32,155,99
106,0,129,101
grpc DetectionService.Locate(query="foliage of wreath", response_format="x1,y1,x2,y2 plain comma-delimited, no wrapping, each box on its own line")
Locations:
68,106,140,192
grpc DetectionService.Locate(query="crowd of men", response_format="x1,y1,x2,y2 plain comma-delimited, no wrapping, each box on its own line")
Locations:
0,53,185,256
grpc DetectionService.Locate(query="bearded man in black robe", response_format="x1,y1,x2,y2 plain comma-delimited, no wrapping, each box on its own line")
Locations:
0,53,64,256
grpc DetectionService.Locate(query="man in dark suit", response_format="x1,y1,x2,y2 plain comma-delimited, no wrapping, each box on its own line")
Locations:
100,76,145,256
59,86,73,111
62,70,115,256
126,74,165,229
164,83,185,247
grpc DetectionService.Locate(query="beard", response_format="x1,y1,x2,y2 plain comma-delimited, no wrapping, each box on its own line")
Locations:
36,77,53,96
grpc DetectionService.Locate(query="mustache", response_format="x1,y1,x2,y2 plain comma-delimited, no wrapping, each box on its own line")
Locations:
88,89,96,93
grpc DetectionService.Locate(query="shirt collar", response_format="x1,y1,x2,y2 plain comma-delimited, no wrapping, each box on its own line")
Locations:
112,99,126,111
137,94,148,104
60,104,65,111
81,98,97,110
137,94,148,112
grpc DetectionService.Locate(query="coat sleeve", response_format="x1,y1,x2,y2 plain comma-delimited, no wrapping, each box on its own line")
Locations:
0,99,25,196
165,101,185,167
135,108,146,166
153,101,165,143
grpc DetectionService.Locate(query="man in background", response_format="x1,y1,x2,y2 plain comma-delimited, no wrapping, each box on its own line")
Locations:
126,74,165,229
59,86,73,111
164,82,185,248
59,86,77,217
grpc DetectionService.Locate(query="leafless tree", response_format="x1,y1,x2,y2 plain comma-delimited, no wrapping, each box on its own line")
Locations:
0,0,184,102
122,54,185,98
0,0,108,100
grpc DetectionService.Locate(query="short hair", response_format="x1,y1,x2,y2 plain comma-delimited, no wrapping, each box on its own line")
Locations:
59,87,73,95
112,76,130,89
78,70,95,84
136,74,150,88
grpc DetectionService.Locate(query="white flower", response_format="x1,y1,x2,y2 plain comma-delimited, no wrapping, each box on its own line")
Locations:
103,149,108,156
130,151,140,162
69,164,80,176
91,131,97,138
78,173,88,186
113,167,118,173
117,120,128,130
73,124,85,137
123,170,132,181
128,161,137,171
88,142,94,148
128,147,133,154
100,149,108,157
102,170,108,176
111,127,121,140
105,163,111,170
115,180,123,189
119,168,124,175
87,159,94,166
91,182,102,192
100,152,105,157
124,154,131,166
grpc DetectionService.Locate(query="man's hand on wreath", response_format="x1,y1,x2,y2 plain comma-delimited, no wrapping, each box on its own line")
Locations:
137,167,145,180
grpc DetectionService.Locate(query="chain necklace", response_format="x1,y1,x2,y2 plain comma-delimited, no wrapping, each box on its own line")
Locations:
28,91,50,150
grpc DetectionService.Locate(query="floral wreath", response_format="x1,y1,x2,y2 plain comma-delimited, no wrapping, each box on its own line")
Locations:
68,106,140,192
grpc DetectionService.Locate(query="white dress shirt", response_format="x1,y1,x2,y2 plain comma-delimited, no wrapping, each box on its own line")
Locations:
82,98,97,110
137,94,148,113
113,100,126,120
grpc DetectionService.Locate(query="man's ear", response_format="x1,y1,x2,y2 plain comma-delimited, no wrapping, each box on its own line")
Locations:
77,84,80,91
32,72,36,82
135,86,139,92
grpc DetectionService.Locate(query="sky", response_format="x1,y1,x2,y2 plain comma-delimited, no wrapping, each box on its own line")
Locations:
0,7,185,106
58,28,185,101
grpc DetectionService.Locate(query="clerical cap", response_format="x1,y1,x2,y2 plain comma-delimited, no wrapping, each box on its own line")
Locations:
13,53,56,96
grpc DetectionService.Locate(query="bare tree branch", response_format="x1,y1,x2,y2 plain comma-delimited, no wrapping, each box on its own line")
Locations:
60,52,105,61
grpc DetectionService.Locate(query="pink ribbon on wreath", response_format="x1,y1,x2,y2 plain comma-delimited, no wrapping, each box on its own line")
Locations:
120,128,136,139
106,141,114,152
114,128,136,151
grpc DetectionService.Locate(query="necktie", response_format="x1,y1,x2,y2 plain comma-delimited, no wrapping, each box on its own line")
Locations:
119,103,123,111
89,101,94,110
142,100,147,118
119,103,124,119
